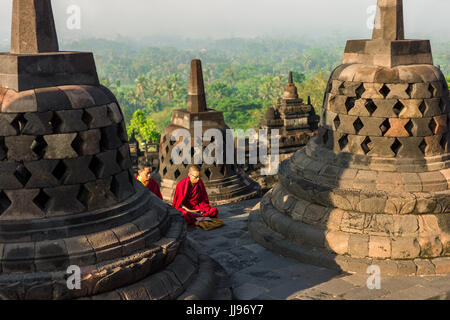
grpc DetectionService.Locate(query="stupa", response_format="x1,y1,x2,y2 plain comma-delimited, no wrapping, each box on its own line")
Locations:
0,0,221,300
245,72,319,191
159,60,261,205
249,0,450,276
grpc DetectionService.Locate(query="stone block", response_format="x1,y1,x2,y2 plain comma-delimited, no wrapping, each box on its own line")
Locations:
396,260,417,276
64,235,97,265
386,83,409,99
418,236,443,258
398,99,424,118
35,240,70,272
1,89,38,113
0,162,23,189
24,159,60,188
100,125,123,150
83,105,112,129
72,129,101,156
35,87,72,111
368,236,391,259
410,83,432,99
414,259,436,276
63,156,96,184
348,233,369,258
107,103,123,124
2,189,44,220
78,178,117,211
0,114,20,136
44,133,78,159
43,185,85,216
325,231,349,255
391,237,420,259
52,110,88,133
2,242,36,273
80,86,112,106
432,258,450,274
86,229,121,263
23,111,53,135
5,135,40,161
117,144,132,170
90,150,122,179
58,85,96,109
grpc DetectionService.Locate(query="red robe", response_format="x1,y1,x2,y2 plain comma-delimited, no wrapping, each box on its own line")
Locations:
136,176,163,200
172,177,218,227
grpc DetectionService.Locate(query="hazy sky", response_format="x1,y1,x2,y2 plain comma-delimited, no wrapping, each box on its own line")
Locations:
0,0,449,44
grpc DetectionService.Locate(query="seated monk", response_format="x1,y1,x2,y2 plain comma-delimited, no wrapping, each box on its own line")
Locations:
136,163,163,200
172,165,218,227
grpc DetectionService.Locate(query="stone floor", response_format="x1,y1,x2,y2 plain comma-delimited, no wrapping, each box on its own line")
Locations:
187,198,450,300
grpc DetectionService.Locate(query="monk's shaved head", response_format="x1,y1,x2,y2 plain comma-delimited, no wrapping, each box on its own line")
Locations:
189,165,200,174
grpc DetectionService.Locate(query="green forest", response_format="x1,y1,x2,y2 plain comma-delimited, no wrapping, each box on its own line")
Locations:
62,38,450,144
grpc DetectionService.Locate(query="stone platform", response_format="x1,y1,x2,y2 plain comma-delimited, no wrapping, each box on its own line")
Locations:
187,198,450,300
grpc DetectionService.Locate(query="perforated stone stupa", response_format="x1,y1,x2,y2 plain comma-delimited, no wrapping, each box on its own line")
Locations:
246,72,319,191
249,0,450,276
0,0,220,300
159,59,261,205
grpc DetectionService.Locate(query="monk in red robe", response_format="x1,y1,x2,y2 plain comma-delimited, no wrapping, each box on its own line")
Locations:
172,165,219,227
136,164,163,200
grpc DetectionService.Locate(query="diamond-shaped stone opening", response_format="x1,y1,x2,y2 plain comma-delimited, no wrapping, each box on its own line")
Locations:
391,138,402,156
220,165,226,176
170,158,174,165
338,135,349,150
393,101,404,116
0,191,11,215
31,136,48,158
77,185,90,208
419,139,427,155
191,147,196,157
419,101,427,115
165,145,170,155
439,98,447,113
174,169,181,180
182,161,188,168
405,120,414,136
162,135,167,143
0,137,8,161
322,130,329,145
70,134,84,156
110,176,120,199
116,150,127,169
81,110,93,126
204,168,212,180
365,99,377,115
89,156,104,178
160,155,165,163
440,136,447,151
429,118,437,134
345,97,356,112
406,84,413,97
333,115,341,130
14,164,31,187
162,167,168,176
355,84,366,99
361,137,373,155
50,112,63,132
353,118,364,134
379,84,391,98
380,119,391,136
11,114,28,134
33,190,50,211
428,83,436,97
52,160,67,181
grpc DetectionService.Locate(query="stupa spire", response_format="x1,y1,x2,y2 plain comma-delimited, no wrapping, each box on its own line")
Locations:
372,0,404,40
11,0,59,54
187,59,207,113
283,71,299,100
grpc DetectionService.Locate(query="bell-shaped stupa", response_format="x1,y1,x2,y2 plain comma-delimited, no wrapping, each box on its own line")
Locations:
249,0,450,276
0,0,221,300
246,72,318,191
159,60,261,205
